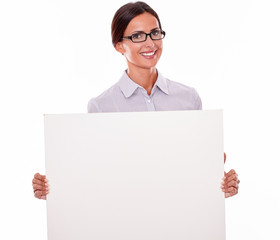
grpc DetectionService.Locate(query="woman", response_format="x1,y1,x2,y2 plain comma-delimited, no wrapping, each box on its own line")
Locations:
32,1,240,200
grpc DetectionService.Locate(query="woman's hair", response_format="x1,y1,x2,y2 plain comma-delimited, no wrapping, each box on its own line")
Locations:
111,1,162,47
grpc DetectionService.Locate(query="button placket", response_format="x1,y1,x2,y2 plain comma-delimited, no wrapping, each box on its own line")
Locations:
141,88,155,111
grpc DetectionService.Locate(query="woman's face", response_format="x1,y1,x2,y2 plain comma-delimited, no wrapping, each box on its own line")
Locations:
116,12,163,71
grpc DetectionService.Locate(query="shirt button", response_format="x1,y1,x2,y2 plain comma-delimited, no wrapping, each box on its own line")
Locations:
147,99,151,103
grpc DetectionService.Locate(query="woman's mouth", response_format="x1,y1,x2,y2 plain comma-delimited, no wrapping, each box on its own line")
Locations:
140,50,157,58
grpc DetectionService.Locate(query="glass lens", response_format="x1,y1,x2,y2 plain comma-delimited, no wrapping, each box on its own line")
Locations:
151,30,163,40
131,33,146,42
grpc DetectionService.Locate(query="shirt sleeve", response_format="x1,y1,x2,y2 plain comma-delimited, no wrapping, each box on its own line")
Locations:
193,88,202,110
87,98,101,113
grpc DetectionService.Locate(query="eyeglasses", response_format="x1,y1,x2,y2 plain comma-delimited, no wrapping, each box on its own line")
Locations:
121,29,166,43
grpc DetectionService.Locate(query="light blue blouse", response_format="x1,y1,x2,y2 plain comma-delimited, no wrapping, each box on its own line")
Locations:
88,70,202,113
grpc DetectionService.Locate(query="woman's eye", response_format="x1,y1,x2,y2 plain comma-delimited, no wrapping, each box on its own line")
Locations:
132,33,143,39
151,30,160,36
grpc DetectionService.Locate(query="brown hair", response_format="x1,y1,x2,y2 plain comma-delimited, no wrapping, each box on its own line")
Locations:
111,1,162,47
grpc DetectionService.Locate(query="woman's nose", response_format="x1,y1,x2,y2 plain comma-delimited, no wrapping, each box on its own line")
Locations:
144,35,155,48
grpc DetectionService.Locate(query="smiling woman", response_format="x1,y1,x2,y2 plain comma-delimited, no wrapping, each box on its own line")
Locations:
114,12,164,92
32,1,240,200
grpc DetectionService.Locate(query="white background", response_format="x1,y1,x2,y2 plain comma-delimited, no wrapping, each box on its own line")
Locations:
0,0,279,239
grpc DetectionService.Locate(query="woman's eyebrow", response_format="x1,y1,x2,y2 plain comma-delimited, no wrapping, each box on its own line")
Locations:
151,27,160,31
131,27,160,34
131,30,146,34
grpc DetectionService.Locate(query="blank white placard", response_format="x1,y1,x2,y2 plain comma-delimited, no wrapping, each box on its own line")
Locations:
44,110,225,240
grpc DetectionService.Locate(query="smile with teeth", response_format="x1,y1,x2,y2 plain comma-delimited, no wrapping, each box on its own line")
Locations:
140,50,157,56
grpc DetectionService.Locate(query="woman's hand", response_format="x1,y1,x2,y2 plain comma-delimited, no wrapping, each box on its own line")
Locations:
221,153,240,198
221,169,240,198
32,173,49,200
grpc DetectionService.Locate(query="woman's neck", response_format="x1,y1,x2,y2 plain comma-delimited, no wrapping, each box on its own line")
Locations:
126,67,158,96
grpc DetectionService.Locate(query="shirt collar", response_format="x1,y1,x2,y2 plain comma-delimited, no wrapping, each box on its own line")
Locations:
119,70,169,98
154,71,169,95
119,71,139,98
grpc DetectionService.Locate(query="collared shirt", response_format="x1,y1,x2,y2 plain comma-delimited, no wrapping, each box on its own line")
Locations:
87,70,202,113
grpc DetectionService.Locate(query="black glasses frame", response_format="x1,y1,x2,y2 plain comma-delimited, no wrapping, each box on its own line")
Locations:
121,30,166,43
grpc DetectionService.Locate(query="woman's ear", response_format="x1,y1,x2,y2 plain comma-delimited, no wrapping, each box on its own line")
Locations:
115,42,125,55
